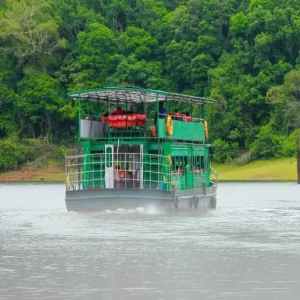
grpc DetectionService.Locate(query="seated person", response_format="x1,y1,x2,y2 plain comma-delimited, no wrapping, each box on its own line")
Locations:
158,101,166,119
183,112,192,122
174,109,181,121
154,101,167,123
101,112,108,120
113,107,123,115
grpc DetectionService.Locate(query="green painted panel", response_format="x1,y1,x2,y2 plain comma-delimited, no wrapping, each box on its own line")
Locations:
170,149,189,156
158,119,205,142
162,142,172,156
170,143,190,157
192,148,205,156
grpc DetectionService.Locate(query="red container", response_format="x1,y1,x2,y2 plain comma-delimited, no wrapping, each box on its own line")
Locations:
136,114,146,126
175,112,182,120
108,115,117,127
127,115,137,126
183,115,192,122
127,115,132,126
131,114,137,126
121,115,127,127
117,115,123,127
119,171,126,179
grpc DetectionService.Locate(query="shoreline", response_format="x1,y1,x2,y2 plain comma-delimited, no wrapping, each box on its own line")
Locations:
0,157,297,183
0,180,297,184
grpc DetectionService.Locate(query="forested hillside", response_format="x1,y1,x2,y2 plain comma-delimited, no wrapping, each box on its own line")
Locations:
0,0,299,169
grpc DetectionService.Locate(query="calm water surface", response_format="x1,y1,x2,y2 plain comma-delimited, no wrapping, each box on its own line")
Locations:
0,182,300,300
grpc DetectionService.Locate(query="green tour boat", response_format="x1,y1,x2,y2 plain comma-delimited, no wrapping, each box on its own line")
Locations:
65,87,217,211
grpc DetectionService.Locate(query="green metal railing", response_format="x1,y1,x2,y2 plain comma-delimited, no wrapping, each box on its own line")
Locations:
79,117,207,142
65,153,213,192
65,153,177,192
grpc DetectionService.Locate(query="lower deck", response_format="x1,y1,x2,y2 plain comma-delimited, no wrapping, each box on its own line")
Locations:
65,185,217,212
66,142,217,193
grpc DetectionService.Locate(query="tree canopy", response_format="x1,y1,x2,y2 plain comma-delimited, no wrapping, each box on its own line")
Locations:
0,0,299,162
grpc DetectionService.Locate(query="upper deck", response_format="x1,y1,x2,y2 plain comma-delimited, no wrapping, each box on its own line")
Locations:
68,87,214,143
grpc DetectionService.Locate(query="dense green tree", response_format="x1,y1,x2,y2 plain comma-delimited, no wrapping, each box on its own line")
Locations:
0,58,19,137
118,26,158,59
17,74,65,138
105,55,169,89
59,22,118,90
267,69,300,130
53,0,101,43
82,0,167,31
207,0,299,147
0,0,67,72
0,0,299,167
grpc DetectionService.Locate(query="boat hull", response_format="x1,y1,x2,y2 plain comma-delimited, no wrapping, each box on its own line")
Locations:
65,185,217,212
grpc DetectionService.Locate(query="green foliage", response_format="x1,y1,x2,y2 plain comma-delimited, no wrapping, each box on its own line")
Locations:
0,0,67,71
251,125,284,160
60,22,117,90
0,58,20,137
51,144,74,161
281,129,300,156
0,139,29,171
251,126,300,160
267,70,300,130
0,138,74,172
0,0,300,171
212,139,239,163
118,26,157,59
17,74,66,138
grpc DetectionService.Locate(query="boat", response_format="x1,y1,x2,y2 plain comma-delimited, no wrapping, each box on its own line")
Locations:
65,87,218,211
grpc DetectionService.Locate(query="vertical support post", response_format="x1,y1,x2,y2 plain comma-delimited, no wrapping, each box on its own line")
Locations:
78,155,81,190
156,93,159,139
201,103,205,120
140,144,143,189
65,155,68,191
297,135,300,184
199,104,202,120
297,149,300,184
92,155,94,189
78,95,81,142
150,155,152,189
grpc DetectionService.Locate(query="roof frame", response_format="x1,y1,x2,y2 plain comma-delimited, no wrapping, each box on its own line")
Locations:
68,87,215,105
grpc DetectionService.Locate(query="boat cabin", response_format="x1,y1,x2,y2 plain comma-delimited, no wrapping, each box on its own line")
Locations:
66,87,217,193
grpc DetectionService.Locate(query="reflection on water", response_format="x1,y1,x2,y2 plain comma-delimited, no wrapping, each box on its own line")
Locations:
0,183,300,299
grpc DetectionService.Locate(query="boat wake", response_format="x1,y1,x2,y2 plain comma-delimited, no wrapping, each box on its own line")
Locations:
99,207,145,215
97,205,167,216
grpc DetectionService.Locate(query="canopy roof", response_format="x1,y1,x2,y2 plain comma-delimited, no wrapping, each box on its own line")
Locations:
68,87,214,105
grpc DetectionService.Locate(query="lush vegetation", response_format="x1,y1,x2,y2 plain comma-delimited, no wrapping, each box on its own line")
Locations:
0,138,71,171
213,158,297,181
0,0,300,170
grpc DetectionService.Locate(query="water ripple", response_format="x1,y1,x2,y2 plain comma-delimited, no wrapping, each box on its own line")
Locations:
0,183,300,299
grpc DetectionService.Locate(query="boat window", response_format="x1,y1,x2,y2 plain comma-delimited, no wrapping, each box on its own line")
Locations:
200,156,204,171
171,156,185,174
192,156,205,173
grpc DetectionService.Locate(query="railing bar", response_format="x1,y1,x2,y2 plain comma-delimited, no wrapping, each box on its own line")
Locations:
66,153,183,192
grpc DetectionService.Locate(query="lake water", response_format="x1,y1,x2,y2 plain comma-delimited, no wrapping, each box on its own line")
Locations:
0,182,300,300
